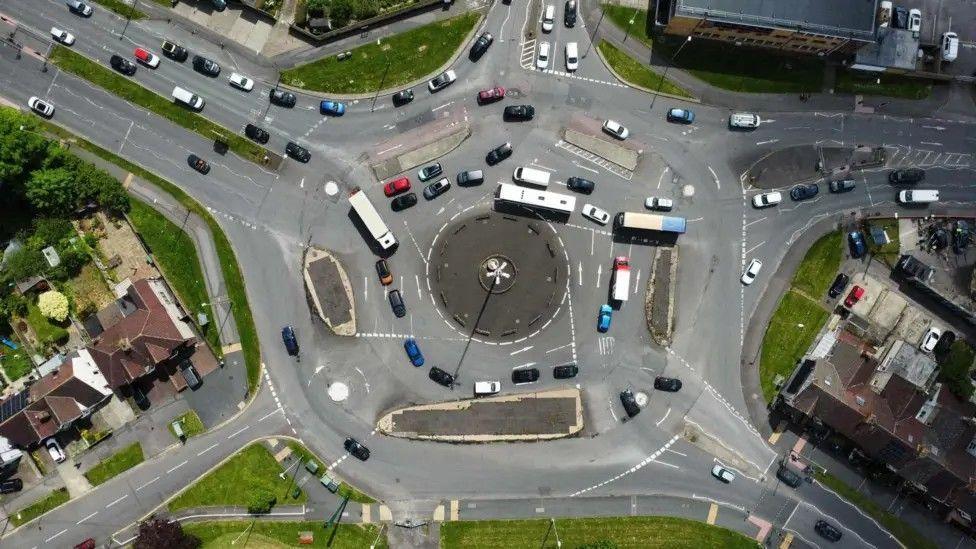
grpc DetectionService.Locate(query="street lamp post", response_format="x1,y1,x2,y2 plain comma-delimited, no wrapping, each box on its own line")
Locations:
119,0,139,40
623,6,640,43
582,6,606,58
371,62,391,112
540,518,562,548
649,35,691,111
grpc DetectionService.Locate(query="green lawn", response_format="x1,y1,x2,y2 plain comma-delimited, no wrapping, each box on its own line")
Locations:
182,521,386,548
25,300,69,347
835,71,933,99
10,488,70,527
814,471,936,549
127,199,220,353
865,218,900,266
49,47,270,165
602,4,653,49
0,347,35,382
282,12,480,93
759,291,829,402
94,0,147,19
169,443,306,511
597,41,693,99
790,231,842,298
84,442,145,486
441,517,758,548
286,441,375,503
169,410,206,440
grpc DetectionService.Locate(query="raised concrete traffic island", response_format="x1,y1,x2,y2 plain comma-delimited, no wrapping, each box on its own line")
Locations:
303,247,356,335
376,388,583,442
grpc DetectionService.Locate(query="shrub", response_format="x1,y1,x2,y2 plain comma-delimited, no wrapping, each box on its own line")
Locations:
247,489,276,514
37,290,69,321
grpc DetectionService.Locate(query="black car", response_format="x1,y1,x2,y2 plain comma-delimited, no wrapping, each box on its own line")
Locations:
187,154,210,174
392,89,414,106
180,361,202,390
512,368,540,384
564,0,577,26
776,464,803,488
391,192,418,211
423,178,451,200
486,142,513,165
192,55,220,76
269,88,297,107
285,141,310,162
429,366,455,388
828,179,856,193
653,376,682,392
470,32,494,59
553,364,578,379
892,6,908,29
888,167,924,184
814,520,842,542
827,273,850,298
281,325,299,355
619,389,640,418
344,438,370,461
132,385,150,410
503,105,535,121
161,39,189,61
790,183,819,201
0,478,23,494
244,123,270,144
110,54,136,75
388,289,406,318
456,170,484,186
566,176,595,194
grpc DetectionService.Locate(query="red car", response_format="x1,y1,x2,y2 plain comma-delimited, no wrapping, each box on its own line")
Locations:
133,47,160,68
477,86,506,104
844,285,865,308
74,540,96,549
383,177,411,197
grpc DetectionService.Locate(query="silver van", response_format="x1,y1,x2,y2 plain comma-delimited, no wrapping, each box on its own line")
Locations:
729,112,760,129
172,86,204,110
898,189,939,204
513,166,551,188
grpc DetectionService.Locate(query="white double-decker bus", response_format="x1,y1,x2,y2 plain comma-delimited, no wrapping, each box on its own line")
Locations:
348,188,397,250
494,183,576,215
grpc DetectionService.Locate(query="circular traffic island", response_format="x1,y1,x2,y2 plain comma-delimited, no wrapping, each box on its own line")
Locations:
428,211,568,342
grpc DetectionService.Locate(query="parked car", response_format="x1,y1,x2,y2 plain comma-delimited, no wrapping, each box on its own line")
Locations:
711,464,735,483
320,100,346,115
66,0,93,16
417,163,443,182
269,88,297,107
907,8,921,33
741,258,762,285
814,520,843,542
0,478,23,494
456,170,484,186
752,191,782,208
428,70,457,92
512,368,540,384
790,183,819,201
132,385,150,410
375,259,393,285
597,304,612,332
645,197,673,211
564,42,579,71
423,178,451,200
536,41,551,69
192,55,220,76
281,325,299,355
829,179,856,193
388,289,406,318
344,438,370,461
486,142,513,165
503,105,535,121
110,54,137,75
429,366,455,387
229,72,254,91
919,326,942,353
161,39,188,61
619,389,640,417
187,154,210,174
285,142,311,162
654,377,682,392
50,27,75,46
844,285,865,308
553,364,578,379
180,361,202,390
729,112,760,129
74,540,97,549
384,177,411,197
478,86,506,104
391,193,418,211
392,89,414,106
403,337,424,366
602,119,629,140
470,32,494,59
46,438,65,463
474,381,501,396
776,464,803,488
564,0,577,26
666,108,695,124
889,168,924,184
211,0,227,10
244,123,270,144
848,231,866,258
582,204,610,225
827,273,850,298
27,96,54,117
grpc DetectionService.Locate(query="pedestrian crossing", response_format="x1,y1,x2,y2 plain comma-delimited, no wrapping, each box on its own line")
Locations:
555,140,635,180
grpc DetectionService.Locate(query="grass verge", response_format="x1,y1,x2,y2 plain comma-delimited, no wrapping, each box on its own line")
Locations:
865,218,900,266
127,199,220,353
759,291,829,401
441,517,758,548
814,470,937,549
48,47,270,165
182,521,386,548
790,231,842,298
597,40,693,99
835,71,933,99
169,410,206,440
602,4,653,49
84,442,145,486
10,488,70,527
93,0,147,19
35,117,261,394
282,12,480,94
168,443,306,511
285,441,375,503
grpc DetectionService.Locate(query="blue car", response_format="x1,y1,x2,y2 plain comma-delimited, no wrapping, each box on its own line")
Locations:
403,337,424,367
666,108,694,124
597,304,612,333
320,100,346,116
281,326,299,356
848,231,866,259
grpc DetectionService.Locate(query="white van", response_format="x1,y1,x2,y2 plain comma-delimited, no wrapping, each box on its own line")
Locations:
474,381,500,396
513,166,551,188
898,189,939,204
565,42,579,71
172,86,204,110
542,5,555,32
729,112,761,129
942,32,959,62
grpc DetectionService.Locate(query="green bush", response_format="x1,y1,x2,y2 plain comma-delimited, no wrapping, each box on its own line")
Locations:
940,341,976,400
247,489,276,514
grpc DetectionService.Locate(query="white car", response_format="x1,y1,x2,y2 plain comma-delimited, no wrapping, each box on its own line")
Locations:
602,119,629,140
27,96,55,117
711,464,735,483
582,203,610,225
536,41,550,70
50,27,75,46
45,438,65,463
645,197,673,211
565,42,579,71
752,191,782,208
229,72,254,92
741,258,762,285
428,69,457,92
908,8,921,33
474,381,501,396
919,326,942,353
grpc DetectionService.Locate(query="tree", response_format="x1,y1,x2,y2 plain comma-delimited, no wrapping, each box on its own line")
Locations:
247,489,276,514
134,517,200,549
0,247,47,285
305,0,329,12
0,110,49,186
37,290,69,322
30,218,74,248
328,0,355,28
25,167,78,215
